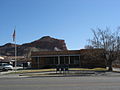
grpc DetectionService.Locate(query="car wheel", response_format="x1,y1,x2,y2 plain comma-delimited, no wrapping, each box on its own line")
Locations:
2,68,8,71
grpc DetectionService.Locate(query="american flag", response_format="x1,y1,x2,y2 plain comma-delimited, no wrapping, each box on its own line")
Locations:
12,29,16,42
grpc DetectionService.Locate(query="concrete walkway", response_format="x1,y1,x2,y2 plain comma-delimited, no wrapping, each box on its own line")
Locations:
0,68,120,78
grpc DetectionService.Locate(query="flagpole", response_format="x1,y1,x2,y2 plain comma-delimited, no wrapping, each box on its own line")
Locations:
15,39,17,71
13,27,17,71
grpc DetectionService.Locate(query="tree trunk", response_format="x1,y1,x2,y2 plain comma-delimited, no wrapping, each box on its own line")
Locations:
107,59,113,71
108,65,113,71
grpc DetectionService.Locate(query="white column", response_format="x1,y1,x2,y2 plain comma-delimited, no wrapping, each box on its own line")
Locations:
37,57,39,68
78,55,80,67
58,56,60,65
69,56,70,65
53,57,55,65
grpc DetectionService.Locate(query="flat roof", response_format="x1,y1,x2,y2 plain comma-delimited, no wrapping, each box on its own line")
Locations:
31,49,104,57
31,50,81,56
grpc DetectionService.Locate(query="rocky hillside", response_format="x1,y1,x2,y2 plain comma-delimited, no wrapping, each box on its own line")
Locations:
0,36,67,56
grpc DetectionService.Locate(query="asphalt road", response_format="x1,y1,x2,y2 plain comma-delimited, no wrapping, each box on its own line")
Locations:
0,76,120,90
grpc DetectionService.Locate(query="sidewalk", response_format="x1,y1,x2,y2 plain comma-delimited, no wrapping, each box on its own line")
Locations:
0,70,29,78
17,68,120,77
0,71,15,75
0,68,120,78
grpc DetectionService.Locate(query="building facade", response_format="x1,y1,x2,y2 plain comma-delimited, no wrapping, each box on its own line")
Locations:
31,49,106,69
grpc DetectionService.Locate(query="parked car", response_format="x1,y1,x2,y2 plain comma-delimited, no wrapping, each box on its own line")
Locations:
0,63,13,71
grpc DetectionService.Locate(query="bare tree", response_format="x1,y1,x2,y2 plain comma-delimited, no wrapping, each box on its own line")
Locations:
88,27,120,71
84,45,94,49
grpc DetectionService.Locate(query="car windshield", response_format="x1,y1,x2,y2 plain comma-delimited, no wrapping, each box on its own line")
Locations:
3,64,11,66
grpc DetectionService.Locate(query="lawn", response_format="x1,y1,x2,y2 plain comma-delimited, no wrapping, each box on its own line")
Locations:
10,68,107,74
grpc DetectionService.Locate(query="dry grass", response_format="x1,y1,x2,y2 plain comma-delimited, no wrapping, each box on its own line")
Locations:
12,68,107,74
69,68,107,71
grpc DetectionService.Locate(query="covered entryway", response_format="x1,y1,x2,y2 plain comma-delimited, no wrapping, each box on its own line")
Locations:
31,51,80,69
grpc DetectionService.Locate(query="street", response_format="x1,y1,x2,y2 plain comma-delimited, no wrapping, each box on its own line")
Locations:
0,76,120,90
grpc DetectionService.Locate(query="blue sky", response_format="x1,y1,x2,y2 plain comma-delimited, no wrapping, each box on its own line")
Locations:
0,0,120,50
